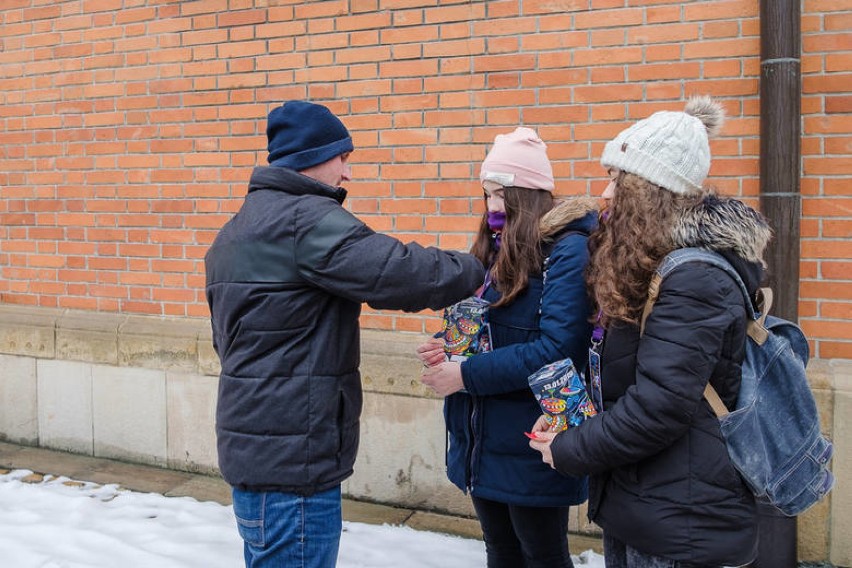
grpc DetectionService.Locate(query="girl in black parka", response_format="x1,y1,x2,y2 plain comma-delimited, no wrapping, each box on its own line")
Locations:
417,127,598,568
529,97,770,568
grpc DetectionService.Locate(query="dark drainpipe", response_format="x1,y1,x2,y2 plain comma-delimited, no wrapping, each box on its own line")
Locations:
755,0,801,567
760,0,802,318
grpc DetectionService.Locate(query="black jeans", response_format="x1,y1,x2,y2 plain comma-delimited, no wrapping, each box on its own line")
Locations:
472,496,574,568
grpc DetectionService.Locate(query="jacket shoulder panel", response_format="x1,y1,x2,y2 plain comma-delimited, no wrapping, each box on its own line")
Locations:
297,206,371,269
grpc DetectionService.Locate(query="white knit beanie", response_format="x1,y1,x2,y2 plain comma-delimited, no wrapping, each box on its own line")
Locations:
600,96,725,195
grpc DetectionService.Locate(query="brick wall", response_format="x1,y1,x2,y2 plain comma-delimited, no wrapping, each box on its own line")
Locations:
0,0,849,358
800,1,852,359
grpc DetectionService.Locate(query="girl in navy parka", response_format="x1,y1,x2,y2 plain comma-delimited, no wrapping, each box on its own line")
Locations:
417,127,597,568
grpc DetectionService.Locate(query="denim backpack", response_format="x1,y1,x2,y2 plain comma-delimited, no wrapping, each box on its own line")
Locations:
641,247,834,516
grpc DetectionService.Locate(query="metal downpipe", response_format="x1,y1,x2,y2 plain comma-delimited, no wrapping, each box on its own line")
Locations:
754,0,802,566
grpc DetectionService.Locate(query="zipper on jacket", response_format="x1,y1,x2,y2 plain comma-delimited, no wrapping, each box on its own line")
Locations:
539,255,550,317
466,395,479,491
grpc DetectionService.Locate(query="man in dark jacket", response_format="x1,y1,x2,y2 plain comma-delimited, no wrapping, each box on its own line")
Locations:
204,101,484,568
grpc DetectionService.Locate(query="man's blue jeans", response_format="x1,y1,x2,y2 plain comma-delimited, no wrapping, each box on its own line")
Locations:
231,485,342,568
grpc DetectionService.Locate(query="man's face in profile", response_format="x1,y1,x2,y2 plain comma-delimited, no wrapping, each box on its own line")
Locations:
300,152,352,188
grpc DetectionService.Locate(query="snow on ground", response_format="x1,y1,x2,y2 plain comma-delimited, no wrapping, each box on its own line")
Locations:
0,469,605,568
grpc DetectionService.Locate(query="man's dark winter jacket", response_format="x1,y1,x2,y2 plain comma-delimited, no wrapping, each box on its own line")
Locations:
550,195,770,566
205,167,484,495
445,198,598,507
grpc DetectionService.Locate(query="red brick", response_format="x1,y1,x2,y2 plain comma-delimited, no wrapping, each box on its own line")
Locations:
801,319,852,341
380,59,439,78
474,54,536,73
823,260,852,280
804,33,852,53
818,342,852,360
825,12,852,31
574,7,643,29
646,6,681,23
523,0,586,14
574,84,644,103
819,302,852,324
820,133,850,156
684,38,760,59
574,46,643,66
704,59,743,78
629,23,700,44
217,9,266,27
684,1,756,21
591,29,626,48
382,25,439,45
804,157,852,175
425,4,485,24
629,62,701,81
805,114,852,135
23,5,62,21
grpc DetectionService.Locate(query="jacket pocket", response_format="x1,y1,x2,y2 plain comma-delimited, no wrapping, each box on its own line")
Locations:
336,392,345,465
768,435,835,516
335,374,362,467
443,394,475,489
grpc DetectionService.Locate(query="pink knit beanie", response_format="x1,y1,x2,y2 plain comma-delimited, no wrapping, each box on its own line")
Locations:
480,127,555,191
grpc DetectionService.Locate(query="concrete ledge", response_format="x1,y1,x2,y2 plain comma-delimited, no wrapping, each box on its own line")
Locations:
3,303,845,398
0,304,61,358
118,315,208,372
56,310,122,365
0,305,435,397
360,329,439,399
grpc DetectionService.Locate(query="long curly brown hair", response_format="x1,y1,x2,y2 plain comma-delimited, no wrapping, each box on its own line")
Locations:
471,186,554,308
586,172,704,326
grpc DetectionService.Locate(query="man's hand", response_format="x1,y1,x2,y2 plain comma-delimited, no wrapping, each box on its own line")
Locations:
420,361,464,396
416,337,446,368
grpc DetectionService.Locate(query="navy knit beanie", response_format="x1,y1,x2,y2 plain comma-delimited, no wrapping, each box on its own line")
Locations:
266,101,354,171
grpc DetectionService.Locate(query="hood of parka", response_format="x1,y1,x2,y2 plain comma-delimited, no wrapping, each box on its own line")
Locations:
672,192,772,265
539,196,600,241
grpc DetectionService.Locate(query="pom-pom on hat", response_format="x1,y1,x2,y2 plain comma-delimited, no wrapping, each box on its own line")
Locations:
601,96,725,195
480,127,555,192
266,101,354,171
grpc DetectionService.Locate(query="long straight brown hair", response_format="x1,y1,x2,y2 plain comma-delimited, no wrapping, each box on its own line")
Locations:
470,186,554,307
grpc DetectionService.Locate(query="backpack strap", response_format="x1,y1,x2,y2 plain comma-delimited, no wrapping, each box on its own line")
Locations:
639,272,663,336
639,247,771,418
703,383,730,417
641,248,769,343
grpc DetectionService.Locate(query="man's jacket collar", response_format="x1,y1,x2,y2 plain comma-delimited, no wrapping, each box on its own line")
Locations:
247,166,348,204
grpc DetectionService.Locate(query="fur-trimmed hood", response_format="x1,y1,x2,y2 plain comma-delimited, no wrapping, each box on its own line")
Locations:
540,196,600,241
672,192,772,265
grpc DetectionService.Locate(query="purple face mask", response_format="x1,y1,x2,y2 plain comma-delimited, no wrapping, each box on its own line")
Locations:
487,211,506,231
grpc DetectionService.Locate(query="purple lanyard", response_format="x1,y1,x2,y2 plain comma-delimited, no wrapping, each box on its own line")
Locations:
477,269,493,299
588,312,604,412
